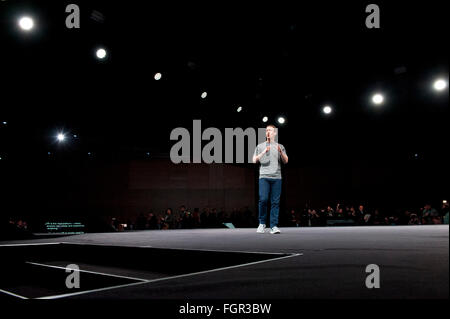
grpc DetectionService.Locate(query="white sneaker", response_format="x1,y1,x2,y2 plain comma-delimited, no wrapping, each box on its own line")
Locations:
270,226,281,234
256,224,266,233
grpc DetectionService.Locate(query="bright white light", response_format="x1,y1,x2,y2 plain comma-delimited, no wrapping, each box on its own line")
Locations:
237,106,242,112
372,93,384,105
19,17,34,31
201,92,207,99
2,121,7,125
277,116,286,124
96,48,107,59
262,116,268,123
57,133,65,142
323,105,332,114
443,200,448,204
433,79,447,91
154,73,162,80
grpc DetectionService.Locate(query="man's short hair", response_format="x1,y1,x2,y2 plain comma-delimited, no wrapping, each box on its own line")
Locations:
266,124,277,130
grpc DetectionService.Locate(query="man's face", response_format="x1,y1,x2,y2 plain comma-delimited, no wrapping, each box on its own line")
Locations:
266,126,276,140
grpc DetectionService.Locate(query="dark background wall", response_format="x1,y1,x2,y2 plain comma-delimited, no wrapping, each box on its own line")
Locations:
0,158,256,229
284,161,447,212
1,155,447,230
126,160,256,217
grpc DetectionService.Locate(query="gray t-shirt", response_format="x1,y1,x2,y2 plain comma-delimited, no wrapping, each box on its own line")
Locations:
253,142,287,179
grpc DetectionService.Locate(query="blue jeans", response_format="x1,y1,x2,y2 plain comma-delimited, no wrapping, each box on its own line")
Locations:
258,178,282,228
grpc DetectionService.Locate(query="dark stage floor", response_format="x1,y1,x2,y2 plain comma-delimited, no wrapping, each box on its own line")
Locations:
0,226,448,299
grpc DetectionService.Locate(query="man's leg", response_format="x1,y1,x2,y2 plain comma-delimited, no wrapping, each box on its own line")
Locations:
269,179,282,228
258,178,270,225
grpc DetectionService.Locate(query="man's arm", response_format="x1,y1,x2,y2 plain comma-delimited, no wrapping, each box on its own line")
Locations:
253,146,268,163
277,144,288,164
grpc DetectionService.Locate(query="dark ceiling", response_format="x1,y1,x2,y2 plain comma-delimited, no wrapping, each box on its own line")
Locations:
0,0,448,164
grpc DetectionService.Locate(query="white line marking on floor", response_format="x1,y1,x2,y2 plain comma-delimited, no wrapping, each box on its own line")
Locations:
0,242,61,247
37,280,152,300
35,253,303,300
0,288,29,299
25,261,149,282
142,246,289,255
58,241,287,255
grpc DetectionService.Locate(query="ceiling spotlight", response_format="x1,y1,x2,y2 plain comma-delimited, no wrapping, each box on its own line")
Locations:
236,106,242,112
18,16,34,31
262,116,268,123
322,105,333,115
277,116,286,124
372,93,384,105
154,73,162,80
96,48,107,59
433,79,447,91
201,92,207,99
57,133,65,142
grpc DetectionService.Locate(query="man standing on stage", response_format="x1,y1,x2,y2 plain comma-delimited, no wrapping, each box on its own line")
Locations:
252,124,288,234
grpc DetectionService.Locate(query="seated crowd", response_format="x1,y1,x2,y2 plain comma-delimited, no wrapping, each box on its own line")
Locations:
0,217,33,239
110,206,257,231
285,202,449,227
109,202,449,231
1,202,448,238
